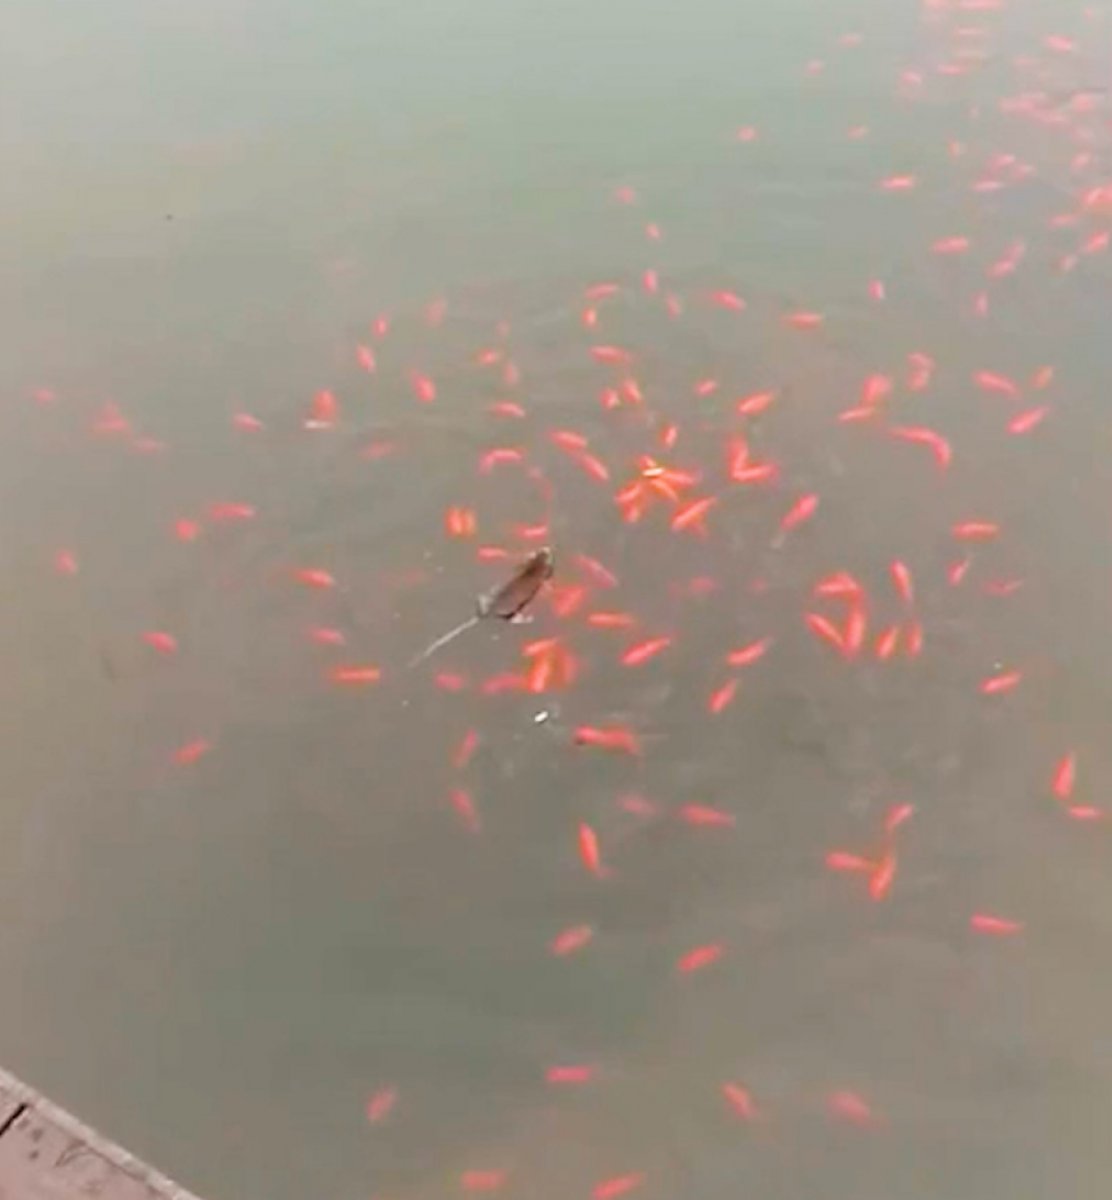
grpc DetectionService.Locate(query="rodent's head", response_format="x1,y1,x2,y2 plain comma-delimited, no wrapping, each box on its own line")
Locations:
530,546,555,575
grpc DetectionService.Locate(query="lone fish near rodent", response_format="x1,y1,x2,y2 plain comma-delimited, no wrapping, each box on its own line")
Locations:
409,547,555,666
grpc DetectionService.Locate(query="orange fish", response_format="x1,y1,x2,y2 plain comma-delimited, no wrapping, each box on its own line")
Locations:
889,425,952,469
814,571,862,599
843,605,868,658
805,612,847,656
142,631,178,655
364,1087,397,1125
904,621,924,658
981,669,1022,695
410,372,436,403
546,1065,596,1085
329,665,382,685
828,1091,878,1125
452,730,481,769
671,496,717,535
592,1175,645,1200
591,345,633,365
577,823,606,877
677,805,736,828
1007,406,1049,435
706,679,739,714
885,803,914,834
294,567,336,589
736,389,777,416
721,1082,758,1121
587,611,638,630
826,851,872,874
305,389,338,429
173,738,212,766
449,789,481,833
970,913,1022,935
974,370,1019,399
174,518,202,543
710,289,746,311
874,624,900,660
861,374,892,407
952,521,999,541
868,852,897,901
726,637,773,668
550,925,594,956
460,1171,508,1193
676,944,724,973
621,636,673,667
778,492,819,536
1051,752,1076,801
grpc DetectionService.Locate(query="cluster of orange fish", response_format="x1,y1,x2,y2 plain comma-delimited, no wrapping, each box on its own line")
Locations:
36,0,1112,1187
805,564,921,662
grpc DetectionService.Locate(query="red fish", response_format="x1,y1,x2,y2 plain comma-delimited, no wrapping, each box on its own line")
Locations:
453,730,481,769
364,1087,397,1125
449,789,481,833
868,852,897,901
461,1171,508,1193
726,637,773,668
974,370,1020,399
706,679,739,714
294,567,336,589
671,496,717,535
678,805,736,828
410,372,436,403
874,625,900,660
546,1065,597,1085
777,492,819,537
828,1091,879,1126
981,670,1022,695
805,613,847,656
826,851,872,874
142,631,178,655
736,390,777,416
578,823,605,877
676,944,724,973
970,913,1022,935
889,425,952,469
952,521,999,541
1008,407,1049,435
550,925,594,956
621,636,673,667
305,389,338,429
329,665,383,686
173,738,212,766
593,1175,645,1200
861,374,892,407
721,1082,758,1121
1051,753,1076,801
710,289,746,311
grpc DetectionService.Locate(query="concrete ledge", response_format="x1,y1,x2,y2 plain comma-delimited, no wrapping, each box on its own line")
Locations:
0,1068,204,1200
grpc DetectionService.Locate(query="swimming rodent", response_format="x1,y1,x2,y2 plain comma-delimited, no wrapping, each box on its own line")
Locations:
408,546,555,666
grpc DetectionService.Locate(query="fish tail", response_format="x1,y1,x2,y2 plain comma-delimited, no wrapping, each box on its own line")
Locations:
408,617,478,668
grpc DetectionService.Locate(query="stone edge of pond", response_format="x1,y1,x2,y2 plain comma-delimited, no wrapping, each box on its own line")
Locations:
0,1065,206,1200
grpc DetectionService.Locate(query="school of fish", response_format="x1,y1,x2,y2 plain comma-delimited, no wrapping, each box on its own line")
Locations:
18,1,1112,1197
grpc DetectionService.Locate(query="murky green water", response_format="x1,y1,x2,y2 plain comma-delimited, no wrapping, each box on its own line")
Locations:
2,1,1112,1198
